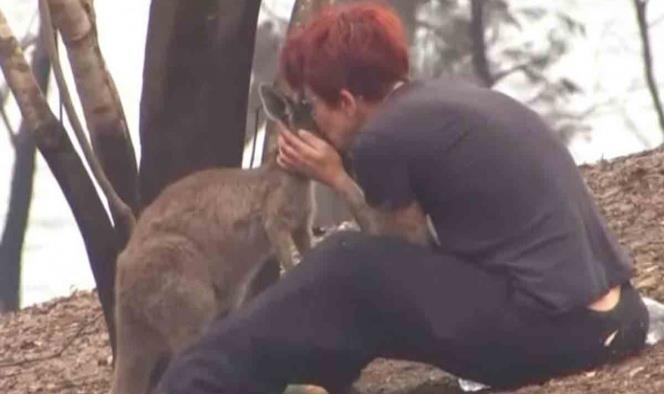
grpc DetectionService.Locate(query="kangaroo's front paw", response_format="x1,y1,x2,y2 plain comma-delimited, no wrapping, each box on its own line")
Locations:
279,246,303,276
283,385,328,394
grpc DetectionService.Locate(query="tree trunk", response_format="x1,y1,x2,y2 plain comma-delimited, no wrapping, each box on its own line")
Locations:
139,0,261,207
470,0,493,87
0,126,36,314
0,38,49,313
633,0,664,135
0,8,118,350
47,0,138,247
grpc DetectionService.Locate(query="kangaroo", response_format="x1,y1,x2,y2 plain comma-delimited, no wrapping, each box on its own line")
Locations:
109,84,433,394
110,85,319,394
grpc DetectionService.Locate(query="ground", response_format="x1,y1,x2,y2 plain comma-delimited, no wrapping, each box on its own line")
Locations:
2,146,664,394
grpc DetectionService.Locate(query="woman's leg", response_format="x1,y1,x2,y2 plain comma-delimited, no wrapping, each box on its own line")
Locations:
484,282,648,389
155,230,648,393
155,231,513,393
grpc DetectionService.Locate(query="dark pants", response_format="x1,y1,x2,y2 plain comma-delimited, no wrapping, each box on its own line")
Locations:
155,232,648,393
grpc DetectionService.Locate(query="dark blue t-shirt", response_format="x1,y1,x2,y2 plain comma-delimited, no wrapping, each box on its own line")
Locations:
350,79,633,314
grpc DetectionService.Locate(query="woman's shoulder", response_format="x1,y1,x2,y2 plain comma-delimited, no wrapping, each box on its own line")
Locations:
353,79,474,154
394,78,545,134
361,78,480,136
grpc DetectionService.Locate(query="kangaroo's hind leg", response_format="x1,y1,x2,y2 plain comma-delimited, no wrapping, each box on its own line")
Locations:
293,223,313,256
110,301,169,394
235,256,281,310
265,217,300,273
111,275,218,393
153,274,219,361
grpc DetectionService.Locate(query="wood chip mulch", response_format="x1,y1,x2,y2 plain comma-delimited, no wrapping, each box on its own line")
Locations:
2,146,664,394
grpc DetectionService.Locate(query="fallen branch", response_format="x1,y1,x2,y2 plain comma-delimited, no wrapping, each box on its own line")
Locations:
0,313,102,370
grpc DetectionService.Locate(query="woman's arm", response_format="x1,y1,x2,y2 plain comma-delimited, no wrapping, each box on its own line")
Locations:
276,127,346,188
277,128,433,246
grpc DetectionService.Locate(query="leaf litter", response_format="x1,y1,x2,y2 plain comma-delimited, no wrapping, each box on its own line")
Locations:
3,146,664,393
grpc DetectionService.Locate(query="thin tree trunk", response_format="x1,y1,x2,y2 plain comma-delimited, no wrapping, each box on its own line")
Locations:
0,126,36,314
0,38,49,313
0,8,117,350
139,0,261,207
633,0,664,135
46,0,138,246
470,0,493,87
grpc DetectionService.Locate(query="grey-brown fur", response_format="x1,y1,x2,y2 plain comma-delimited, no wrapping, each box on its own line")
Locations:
109,165,314,394
109,86,314,394
109,84,433,394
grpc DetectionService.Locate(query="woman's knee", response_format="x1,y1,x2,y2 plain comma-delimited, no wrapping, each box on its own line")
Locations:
308,230,421,277
310,231,381,270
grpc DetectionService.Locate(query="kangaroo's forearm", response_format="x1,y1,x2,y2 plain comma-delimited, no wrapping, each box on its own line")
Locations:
332,173,433,246
332,174,382,233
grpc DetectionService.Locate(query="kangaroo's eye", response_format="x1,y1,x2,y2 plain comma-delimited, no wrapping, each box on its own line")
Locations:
301,100,315,119
300,99,311,111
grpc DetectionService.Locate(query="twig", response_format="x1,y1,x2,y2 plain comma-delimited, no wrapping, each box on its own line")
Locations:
50,376,108,391
493,61,532,84
250,106,261,168
20,34,37,51
0,313,102,369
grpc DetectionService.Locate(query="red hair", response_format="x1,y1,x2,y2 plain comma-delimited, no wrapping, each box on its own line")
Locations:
280,1,409,105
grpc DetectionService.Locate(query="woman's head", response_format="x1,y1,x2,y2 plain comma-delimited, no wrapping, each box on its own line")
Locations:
280,1,409,149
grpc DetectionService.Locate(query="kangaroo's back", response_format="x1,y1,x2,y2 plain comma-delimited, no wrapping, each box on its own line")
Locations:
110,84,323,394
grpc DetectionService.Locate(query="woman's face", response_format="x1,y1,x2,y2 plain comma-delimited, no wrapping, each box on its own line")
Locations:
304,87,363,152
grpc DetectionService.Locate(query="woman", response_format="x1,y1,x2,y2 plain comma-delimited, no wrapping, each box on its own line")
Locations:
157,3,648,393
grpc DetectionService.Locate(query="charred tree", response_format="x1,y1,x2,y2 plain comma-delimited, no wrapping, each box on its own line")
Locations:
139,0,261,207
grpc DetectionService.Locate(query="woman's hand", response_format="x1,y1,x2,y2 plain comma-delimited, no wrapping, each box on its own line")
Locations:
277,127,349,189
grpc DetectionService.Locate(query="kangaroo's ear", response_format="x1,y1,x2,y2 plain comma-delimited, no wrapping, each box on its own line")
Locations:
258,84,293,126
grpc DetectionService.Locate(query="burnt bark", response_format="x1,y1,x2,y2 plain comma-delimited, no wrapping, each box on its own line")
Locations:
139,0,261,207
